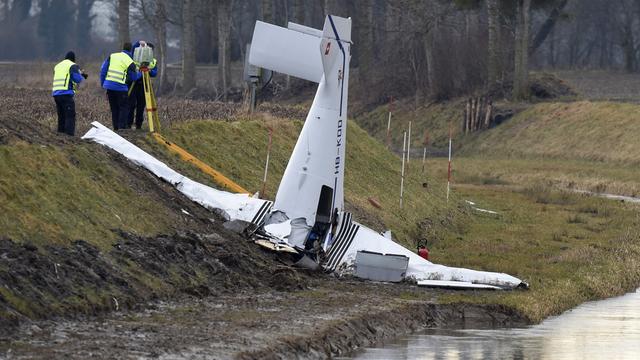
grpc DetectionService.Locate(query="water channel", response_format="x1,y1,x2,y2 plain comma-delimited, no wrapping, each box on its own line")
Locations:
346,288,640,360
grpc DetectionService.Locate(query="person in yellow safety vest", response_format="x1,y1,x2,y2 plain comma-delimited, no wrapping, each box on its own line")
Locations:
127,41,158,130
99,42,141,131
52,51,88,136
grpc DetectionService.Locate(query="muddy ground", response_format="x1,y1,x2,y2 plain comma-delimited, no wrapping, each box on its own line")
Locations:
0,87,307,146
0,280,526,359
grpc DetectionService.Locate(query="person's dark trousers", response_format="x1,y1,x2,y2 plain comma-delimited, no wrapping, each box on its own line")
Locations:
106,89,130,130
127,81,145,129
54,95,76,136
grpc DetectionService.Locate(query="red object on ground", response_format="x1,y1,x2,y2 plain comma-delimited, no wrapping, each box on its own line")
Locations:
418,247,429,261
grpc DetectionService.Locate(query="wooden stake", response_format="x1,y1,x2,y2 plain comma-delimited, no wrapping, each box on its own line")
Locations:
422,130,429,174
447,124,452,203
407,120,412,165
386,111,392,149
386,96,394,149
260,127,273,199
484,100,493,129
465,98,473,132
400,130,407,209
475,97,480,131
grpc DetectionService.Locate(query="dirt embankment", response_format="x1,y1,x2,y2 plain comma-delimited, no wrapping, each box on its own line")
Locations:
0,87,307,146
238,302,526,360
0,228,309,335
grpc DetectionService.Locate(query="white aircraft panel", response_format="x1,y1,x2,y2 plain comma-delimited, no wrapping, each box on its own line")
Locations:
249,21,324,83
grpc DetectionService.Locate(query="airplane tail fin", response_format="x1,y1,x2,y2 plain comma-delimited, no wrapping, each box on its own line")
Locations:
249,16,351,84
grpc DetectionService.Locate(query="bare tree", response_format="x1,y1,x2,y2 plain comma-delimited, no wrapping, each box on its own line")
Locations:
155,0,168,93
356,0,374,102
261,0,273,23
323,0,336,16
513,0,531,100
529,0,568,56
137,0,169,93
210,1,219,93
182,0,196,91
76,0,96,51
487,0,500,87
218,0,232,100
118,0,130,45
293,0,305,25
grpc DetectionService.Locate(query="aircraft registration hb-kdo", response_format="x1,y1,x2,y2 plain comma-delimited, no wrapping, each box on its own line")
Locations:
83,15,527,290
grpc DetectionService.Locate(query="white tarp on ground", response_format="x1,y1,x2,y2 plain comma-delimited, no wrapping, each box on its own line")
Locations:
82,122,271,224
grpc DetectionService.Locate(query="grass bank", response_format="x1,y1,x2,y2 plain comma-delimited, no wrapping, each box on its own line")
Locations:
426,157,640,198
355,98,466,151
460,101,640,164
0,142,190,249
138,117,465,247
432,182,640,322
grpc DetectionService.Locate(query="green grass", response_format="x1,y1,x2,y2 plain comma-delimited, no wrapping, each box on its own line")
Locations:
137,116,640,323
141,118,467,247
425,156,640,198
0,143,178,249
433,183,640,323
355,99,465,150
461,101,640,164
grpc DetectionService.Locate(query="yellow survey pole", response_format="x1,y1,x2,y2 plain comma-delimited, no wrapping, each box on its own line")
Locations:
141,68,161,133
142,64,247,194
152,133,249,194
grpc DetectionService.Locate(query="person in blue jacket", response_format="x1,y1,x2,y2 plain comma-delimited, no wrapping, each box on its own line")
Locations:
100,42,141,131
127,41,158,129
52,51,87,136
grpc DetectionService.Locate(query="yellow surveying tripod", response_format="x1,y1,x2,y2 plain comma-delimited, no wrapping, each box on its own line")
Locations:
127,66,160,132
140,66,161,133
130,43,247,193
131,42,161,133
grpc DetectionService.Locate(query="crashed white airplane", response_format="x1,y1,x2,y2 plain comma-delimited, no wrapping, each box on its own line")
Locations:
83,15,527,290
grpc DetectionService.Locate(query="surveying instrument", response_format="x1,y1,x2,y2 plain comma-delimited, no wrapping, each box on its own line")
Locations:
132,42,161,133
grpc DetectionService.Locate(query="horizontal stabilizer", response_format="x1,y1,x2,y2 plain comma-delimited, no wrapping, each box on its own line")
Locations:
288,21,323,38
249,21,323,83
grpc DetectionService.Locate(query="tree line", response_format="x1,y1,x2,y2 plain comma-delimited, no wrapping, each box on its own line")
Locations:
1,0,640,103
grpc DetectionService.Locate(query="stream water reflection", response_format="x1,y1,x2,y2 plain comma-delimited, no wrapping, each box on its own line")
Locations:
348,289,640,360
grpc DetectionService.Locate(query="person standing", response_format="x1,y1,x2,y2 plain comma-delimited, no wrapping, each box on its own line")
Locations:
100,42,140,131
52,51,87,136
127,41,158,130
